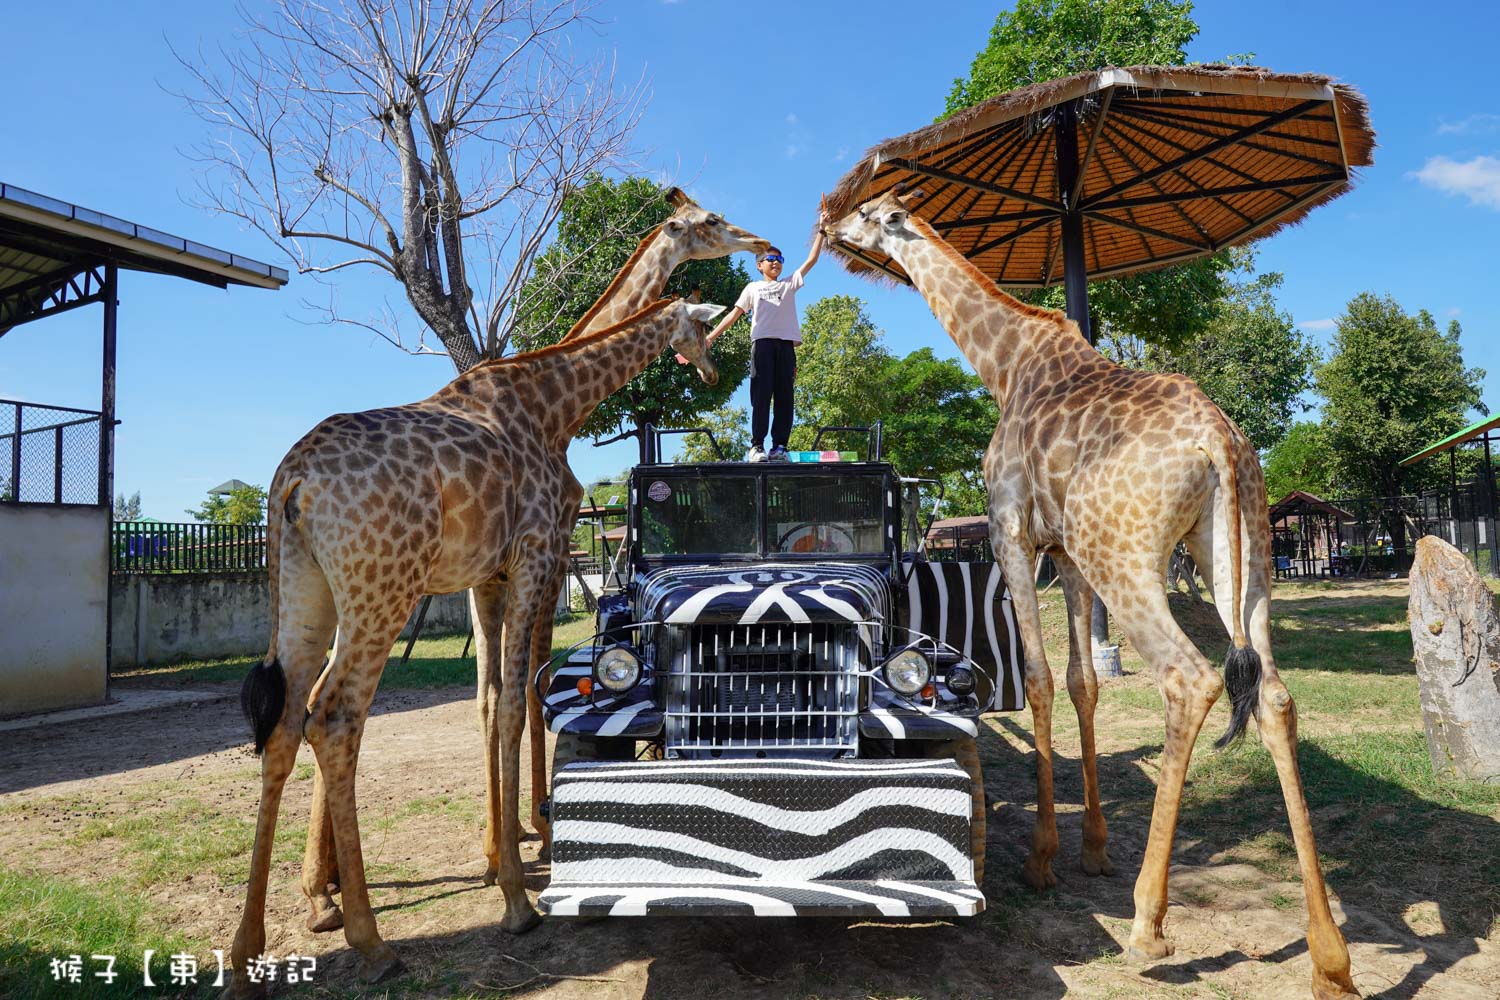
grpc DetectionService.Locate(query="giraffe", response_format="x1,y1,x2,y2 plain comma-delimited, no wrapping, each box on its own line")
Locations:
296,192,768,919
828,190,1357,1000
230,297,726,993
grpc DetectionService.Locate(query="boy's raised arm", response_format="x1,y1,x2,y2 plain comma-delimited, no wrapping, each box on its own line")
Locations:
795,198,831,281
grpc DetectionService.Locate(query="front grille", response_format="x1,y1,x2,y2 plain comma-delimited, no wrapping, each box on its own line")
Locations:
662,623,863,757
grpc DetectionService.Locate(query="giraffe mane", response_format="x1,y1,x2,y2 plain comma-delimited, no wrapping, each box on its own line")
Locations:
560,224,666,342
487,297,678,368
905,214,1074,328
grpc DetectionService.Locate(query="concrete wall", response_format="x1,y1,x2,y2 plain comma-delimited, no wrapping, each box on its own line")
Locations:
108,574,497,669
0,505,109,716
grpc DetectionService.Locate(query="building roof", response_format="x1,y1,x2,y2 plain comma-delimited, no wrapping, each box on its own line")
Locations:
0,182,287,333
1399,414,1500,467
1267,490,1355,522
209,478,254,495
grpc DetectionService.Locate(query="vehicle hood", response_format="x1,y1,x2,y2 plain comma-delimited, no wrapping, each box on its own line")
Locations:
638,563,890,625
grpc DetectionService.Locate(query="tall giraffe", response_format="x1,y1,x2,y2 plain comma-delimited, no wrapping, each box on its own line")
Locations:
231,298,726,993
829,190,1357,1000
296,193,767,922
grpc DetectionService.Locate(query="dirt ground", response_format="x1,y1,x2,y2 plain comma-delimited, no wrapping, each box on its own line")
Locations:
3,585,1499,999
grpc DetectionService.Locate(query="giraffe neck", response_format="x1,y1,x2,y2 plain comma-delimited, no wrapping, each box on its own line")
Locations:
564,227,676,340
893,221,1095,408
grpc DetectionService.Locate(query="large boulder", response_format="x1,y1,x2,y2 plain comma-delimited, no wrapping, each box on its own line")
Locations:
1407,536,1500,781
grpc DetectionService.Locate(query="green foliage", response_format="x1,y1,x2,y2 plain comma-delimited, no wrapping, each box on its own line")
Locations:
113,490,142,521
186,484,267,524
679,405,752,463
1148,257,1318,450
1262,422,1334,501
510,174,753,437
945,0,1230,353
789,295,888,446
943,0,1199,112
1316,293,1486,498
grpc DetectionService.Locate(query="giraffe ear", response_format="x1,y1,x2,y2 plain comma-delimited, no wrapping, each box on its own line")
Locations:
663,217,687,238
882,208,908,228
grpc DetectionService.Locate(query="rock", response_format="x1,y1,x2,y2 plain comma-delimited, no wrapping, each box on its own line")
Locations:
1408,537,1500,781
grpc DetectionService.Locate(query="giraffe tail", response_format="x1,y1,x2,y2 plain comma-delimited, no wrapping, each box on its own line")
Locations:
1201,415,1261,749
240,476,293,755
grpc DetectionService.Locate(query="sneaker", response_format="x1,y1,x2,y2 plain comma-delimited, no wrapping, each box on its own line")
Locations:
745,445,767,463
767,445,790,462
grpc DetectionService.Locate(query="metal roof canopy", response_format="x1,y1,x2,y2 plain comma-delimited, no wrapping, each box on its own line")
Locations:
825,64,1375,342
1399,414,1500,467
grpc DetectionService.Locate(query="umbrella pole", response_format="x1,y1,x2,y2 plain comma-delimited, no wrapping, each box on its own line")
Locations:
1057,100,1110,648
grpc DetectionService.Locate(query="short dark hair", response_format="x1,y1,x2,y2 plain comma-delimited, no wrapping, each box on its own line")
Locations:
757,246,783,262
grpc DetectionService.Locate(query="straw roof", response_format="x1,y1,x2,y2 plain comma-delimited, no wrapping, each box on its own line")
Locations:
824,65,1375,287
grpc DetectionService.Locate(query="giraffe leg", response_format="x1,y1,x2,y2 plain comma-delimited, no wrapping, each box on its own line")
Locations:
1053,554,1114,877
993,527,1058,891
230,542,334,996
301,761,343,932
470,580,506,887
494,566,547,933
529,602,555,860
302,612,414,984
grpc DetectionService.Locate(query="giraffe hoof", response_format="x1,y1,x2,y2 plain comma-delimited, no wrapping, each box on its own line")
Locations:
359,949,405,984
502,905,544,935
1020,859,1057,891
1126,938,1175,963
482,865,499,887
1081,849,1116,877
1312,969,1361,1000
222,977,266,1000
305,904,343,933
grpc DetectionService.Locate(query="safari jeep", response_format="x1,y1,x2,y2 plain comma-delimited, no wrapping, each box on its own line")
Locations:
536,429,1025,918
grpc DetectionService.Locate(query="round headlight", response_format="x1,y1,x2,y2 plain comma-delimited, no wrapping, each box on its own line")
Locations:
946,664,976,696
884,648,931,696
595,646,641,693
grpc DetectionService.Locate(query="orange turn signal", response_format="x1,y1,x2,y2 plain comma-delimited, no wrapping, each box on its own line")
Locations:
576,677,594,697
920,683,936,700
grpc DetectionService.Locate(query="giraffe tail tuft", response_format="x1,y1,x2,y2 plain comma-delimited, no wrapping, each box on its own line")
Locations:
1216,643,1262,749
241,657,287,755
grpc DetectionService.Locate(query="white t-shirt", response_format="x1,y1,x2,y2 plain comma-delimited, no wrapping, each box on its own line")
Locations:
735,270,805,343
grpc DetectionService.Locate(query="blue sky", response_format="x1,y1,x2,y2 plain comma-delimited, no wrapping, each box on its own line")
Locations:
3,1,1497,520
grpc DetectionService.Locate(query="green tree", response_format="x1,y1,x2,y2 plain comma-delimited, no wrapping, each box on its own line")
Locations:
679,406,752,463
1261,422,1334,501
1147,256,1318,450
879,348,999,480
510,175,753,439
113,490,142,521
187,484,268,525
945,0,1232,353
788,295,890,450
1317,293,1486,510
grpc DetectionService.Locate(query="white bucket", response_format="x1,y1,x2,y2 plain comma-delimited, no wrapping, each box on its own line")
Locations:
1093,643,1123,679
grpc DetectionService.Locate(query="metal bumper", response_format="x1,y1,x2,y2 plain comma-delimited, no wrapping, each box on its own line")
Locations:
539,757,983,918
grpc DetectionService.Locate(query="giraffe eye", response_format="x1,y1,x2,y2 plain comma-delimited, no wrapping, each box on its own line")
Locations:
706,215,720,225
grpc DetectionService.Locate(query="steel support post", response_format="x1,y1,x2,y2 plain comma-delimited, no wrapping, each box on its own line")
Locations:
100,264,118,684
1486,435,1498,577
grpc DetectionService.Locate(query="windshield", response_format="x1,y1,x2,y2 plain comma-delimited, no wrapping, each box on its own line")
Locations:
639,475,758,556
766,474,886,555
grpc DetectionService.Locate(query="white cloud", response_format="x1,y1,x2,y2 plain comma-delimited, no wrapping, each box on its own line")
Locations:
785,113,798,126
785,144,802,159
1411,154,1500,210
833,146,849,162
1437,113,1500,135
1299,318,1337,332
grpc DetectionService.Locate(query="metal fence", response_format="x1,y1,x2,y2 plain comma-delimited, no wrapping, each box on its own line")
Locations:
0,399,103,505
112,520,267,574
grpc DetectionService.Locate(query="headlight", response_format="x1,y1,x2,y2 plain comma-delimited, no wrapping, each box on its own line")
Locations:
946,664,976,696
884,648,931,696
595,646,641,693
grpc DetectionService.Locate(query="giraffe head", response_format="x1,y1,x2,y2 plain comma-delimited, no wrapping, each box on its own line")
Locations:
663,188,771,260
669,298,723,386
827,188,926,263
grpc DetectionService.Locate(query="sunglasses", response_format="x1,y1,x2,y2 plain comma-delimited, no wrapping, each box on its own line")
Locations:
760,254,784,264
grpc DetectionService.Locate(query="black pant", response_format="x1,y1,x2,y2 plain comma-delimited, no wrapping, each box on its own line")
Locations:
750,338,796,449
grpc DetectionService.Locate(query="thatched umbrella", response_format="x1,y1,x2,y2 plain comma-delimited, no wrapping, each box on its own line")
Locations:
824,64,1374,341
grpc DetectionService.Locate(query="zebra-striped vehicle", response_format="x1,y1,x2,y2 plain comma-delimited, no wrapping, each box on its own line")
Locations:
538,427,1024,919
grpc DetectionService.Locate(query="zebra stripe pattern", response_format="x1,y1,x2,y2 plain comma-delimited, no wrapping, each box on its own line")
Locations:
540,757,983,918
902,562,1025,711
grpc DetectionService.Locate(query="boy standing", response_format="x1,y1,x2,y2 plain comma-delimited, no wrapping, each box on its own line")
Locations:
683,208,826,461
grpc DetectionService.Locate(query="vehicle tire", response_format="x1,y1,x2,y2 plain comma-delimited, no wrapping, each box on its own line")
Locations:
926,737,986,886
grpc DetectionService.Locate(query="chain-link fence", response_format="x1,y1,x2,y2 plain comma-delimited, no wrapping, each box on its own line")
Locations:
0,399,103,505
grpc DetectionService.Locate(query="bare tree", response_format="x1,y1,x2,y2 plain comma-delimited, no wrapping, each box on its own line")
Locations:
177,0,645,373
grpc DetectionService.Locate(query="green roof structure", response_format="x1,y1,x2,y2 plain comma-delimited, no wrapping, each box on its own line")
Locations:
1399,414,1500,467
